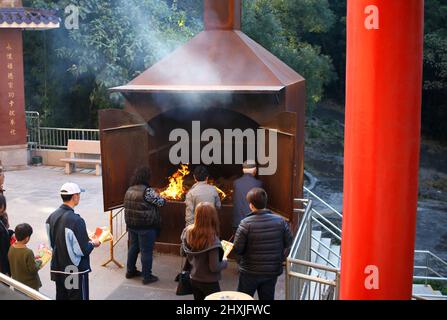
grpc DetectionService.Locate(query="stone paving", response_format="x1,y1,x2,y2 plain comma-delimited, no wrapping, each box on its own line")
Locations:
2,166,285,300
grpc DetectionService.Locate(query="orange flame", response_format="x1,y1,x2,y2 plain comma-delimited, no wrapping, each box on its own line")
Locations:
160,164,231,201
160,164,190,200
210,183,228,201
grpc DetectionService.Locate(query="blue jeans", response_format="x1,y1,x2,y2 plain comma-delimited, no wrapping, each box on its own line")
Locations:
127,228,157,280
237,273,278,300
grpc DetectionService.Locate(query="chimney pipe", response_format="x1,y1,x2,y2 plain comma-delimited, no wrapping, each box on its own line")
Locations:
204,0,241,30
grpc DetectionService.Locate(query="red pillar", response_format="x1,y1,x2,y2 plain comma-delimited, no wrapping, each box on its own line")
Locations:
340,0,424,299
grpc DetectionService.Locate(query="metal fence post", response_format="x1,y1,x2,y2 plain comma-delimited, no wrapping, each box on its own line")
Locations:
285,259,290,300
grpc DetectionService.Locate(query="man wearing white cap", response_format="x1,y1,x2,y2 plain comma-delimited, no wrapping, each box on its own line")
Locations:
46,182,101,300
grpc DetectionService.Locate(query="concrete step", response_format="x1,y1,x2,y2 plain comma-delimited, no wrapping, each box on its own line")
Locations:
413,284,436,295
308,268,322,300
311,230,322,263
327,244,341,280
316,238,331,278
412,284,447,300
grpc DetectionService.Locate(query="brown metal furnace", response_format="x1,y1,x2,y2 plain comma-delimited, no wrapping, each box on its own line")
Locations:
99,0,305,254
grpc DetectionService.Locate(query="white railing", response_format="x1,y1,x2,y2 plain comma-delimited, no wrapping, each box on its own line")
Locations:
288,186,447,300
39,127,100,150
286,199,341,300
0,273,51,300
287,258,340,300
25,111,99,150
25,111,40,150
413,250,447,300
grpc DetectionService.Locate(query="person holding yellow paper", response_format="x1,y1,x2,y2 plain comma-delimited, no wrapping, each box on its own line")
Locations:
233,188,293,300
181,203,228,300
46,182,101,300
221,240,234,260
36,244,52,269
8,223,42,291
90,227,112,244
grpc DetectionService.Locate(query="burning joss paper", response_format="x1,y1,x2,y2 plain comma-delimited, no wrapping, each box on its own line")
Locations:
160,165,231,201
36,244,52,270
160,164,190,200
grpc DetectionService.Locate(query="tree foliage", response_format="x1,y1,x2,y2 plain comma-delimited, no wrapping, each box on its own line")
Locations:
20,0,447,142
23,0,336,127
421,0,447,140
242,0,336,111
24,0,200,127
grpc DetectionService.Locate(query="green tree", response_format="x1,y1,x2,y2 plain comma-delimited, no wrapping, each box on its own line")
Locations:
422,0,447,140
23,0,337,127
24,0,200,128
242,0,336,111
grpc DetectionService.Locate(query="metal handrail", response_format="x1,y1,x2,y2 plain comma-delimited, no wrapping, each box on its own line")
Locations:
413,250,447,292
39,127,100,150
25,112,100,150
288,258,340,274
414,266,445,279
304,186,343,219
311,235,341,260
311,216,342,241
287,199,342,300
290,189,447,300
310,248,339,269
39,127,100,133
413,276,447,282
290,199,313,258
288,271,337,287
286,257,340,300
415,250,447,268
311,208,342,234
0,273,51,300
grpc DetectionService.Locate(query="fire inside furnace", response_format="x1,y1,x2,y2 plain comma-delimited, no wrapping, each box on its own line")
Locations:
159,164,233,202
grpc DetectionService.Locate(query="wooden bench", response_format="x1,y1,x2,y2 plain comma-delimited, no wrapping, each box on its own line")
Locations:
61,140,102,176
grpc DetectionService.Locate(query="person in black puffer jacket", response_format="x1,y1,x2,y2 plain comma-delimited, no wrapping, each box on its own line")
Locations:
233,188,293,300
124,166,166,285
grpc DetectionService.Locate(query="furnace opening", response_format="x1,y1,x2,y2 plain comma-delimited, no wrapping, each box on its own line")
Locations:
147,107,261,204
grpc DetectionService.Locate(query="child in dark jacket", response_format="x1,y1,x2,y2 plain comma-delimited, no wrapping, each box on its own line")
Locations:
8,223,42,291
181,202,228,300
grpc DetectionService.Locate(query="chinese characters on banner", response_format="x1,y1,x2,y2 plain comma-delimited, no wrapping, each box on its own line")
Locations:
0,29,26,146
6,42,16,137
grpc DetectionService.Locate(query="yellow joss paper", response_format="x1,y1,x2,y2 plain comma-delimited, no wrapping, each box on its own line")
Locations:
36,244,52,270
221,240,234,259
90,227,113,243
